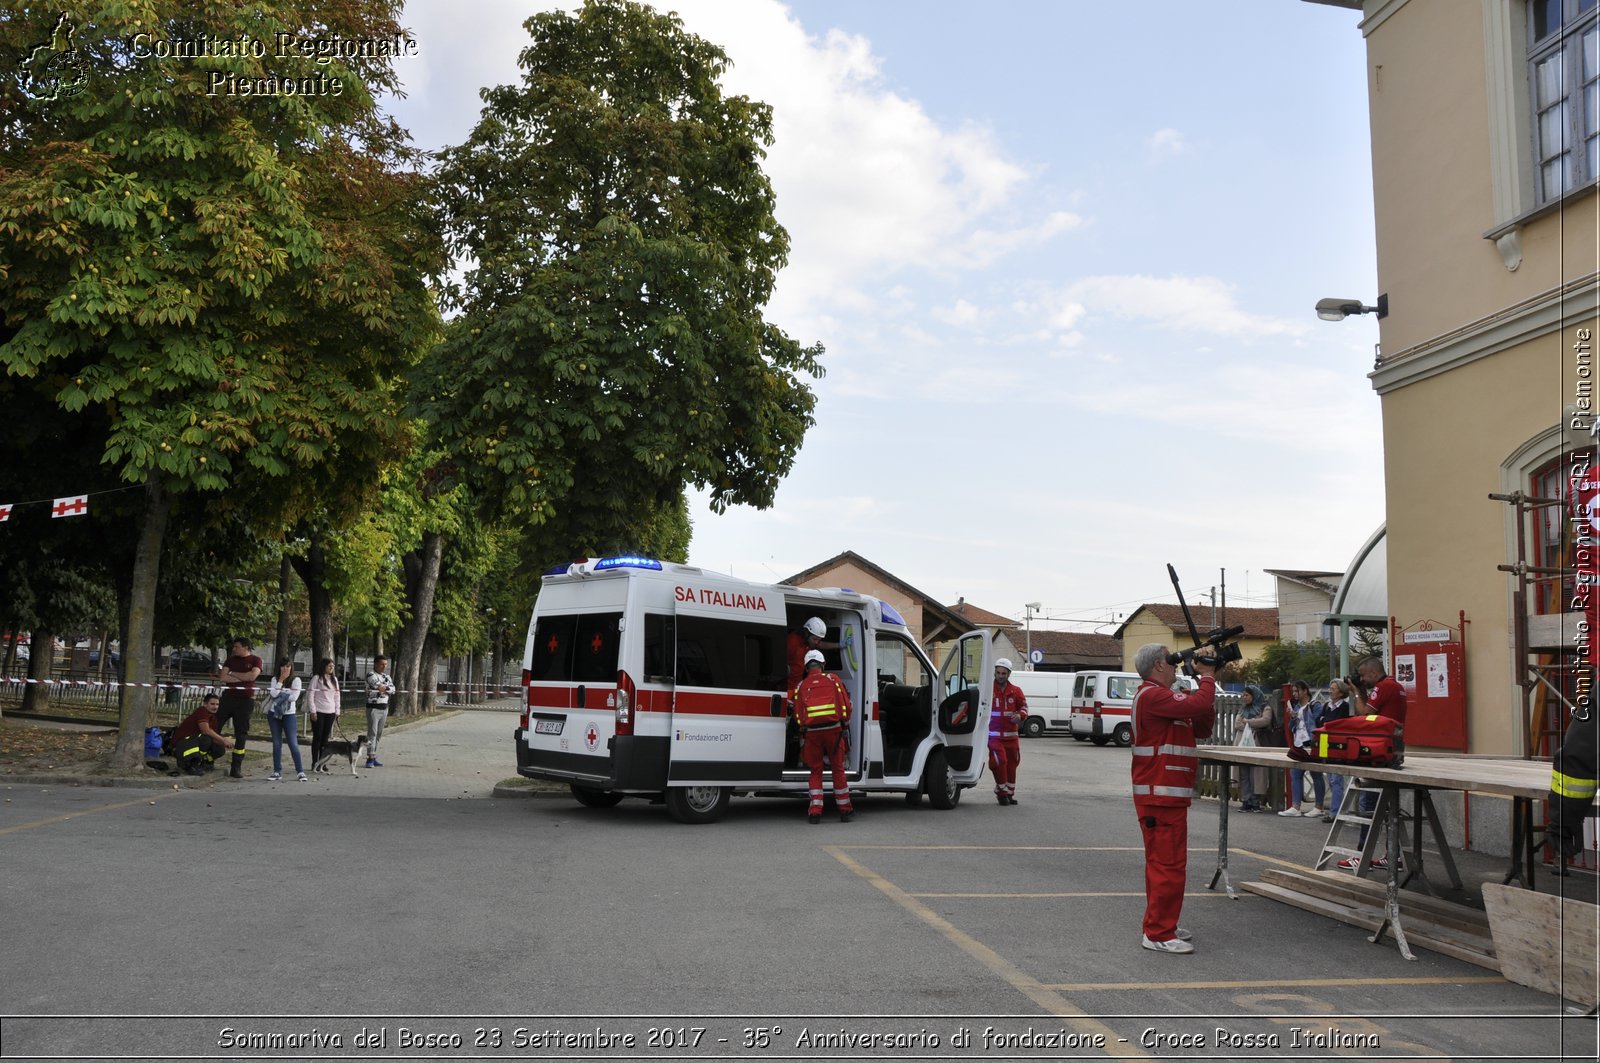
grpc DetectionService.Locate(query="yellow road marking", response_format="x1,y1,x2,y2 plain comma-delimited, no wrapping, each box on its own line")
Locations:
1044,975,1507,991
827,845,1154,1060
0,791,181,836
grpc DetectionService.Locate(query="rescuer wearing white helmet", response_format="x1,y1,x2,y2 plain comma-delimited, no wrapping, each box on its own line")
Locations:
786,615,840,691
989,657,1030,805
790,649,855,824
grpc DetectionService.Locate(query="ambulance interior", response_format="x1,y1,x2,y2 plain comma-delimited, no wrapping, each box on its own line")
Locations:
784,607,869,775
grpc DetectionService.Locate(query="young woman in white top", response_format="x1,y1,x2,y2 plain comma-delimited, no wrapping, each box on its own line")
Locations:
266,659,306,781
306,657,342,773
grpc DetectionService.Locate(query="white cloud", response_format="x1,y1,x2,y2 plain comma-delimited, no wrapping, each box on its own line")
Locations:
1147,127,1188,157
1064,275,1311,339
934,299,981,327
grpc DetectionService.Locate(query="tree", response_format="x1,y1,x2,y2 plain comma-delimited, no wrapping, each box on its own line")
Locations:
1242,640,1333,694
0,2,441,768
421,0,820,545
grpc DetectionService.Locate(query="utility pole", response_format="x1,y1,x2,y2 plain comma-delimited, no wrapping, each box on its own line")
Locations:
1024,602,1041,670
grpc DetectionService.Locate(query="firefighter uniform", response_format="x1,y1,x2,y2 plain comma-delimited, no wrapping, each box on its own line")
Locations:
989,675,1029,805
1130,672,1216,949
791,660,854,824
1549,708,1599,860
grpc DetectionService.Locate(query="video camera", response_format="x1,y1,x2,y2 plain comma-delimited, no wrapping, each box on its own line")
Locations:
1164,626,1245,669
1164,564,1246,674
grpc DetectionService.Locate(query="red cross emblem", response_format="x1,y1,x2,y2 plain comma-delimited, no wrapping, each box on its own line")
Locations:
0,504,11,522
584,724,599,750
51,495,88,518
547,634,560,654
590,632,604,654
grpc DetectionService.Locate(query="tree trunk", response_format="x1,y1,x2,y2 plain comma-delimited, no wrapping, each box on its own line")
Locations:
447,655,463,703
392,531,444,717
21,628,53,714
109,478,170,769
273,553,292,668
420,633,441,713
288,534,335,668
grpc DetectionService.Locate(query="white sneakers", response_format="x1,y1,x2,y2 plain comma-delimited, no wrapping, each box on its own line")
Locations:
1142,935,1195,954
296,771,308,782
1277,805,1309,817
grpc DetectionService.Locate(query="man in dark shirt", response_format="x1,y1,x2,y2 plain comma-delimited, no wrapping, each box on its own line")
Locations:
216,637,262,778
171,693,232,772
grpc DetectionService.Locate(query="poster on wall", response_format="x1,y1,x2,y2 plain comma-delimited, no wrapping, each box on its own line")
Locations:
1393,653,1418,696
1426,653,1449,698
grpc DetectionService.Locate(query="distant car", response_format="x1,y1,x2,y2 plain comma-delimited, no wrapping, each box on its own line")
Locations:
168,649,217,675
87,648,121,668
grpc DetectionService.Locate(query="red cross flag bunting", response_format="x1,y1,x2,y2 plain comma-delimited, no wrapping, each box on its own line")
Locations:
51,495,88,519
0,503,11,522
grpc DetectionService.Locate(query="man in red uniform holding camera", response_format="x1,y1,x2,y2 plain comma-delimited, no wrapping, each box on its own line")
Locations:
1130,642,1216,955
790,650,854,824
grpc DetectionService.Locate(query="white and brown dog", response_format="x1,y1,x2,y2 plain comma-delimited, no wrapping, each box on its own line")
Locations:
313,735,370,776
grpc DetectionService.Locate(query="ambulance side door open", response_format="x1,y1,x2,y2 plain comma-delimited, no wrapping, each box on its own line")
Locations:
936,629,993,785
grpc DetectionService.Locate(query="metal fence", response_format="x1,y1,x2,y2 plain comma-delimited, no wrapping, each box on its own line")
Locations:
1197,689,1290,808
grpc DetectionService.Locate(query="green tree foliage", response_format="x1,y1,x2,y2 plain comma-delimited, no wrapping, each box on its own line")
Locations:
421,0,822,558
1242,639,1333,695
0,1,441,766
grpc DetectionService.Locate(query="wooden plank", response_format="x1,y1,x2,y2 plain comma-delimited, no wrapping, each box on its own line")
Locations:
1199,746,1556,798
1242,881,1501,970
1260,869,1491,937
1481,883,1599,1008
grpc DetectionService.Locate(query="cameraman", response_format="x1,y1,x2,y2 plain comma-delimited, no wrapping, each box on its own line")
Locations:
1130,643,1217,955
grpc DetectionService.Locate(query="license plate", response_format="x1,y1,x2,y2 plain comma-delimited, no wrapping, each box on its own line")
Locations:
534,718,564,736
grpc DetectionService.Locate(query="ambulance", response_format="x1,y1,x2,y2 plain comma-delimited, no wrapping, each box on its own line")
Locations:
513,556,996,823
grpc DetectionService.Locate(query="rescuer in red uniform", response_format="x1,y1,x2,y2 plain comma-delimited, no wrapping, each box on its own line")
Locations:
790,649,854,824
786,616,839,692
989,658,1029,805
1130,642,1217,954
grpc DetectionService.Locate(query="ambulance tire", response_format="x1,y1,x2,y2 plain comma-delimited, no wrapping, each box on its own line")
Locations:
1072,733,1090,742
925,749,961,810
1113,723,1133,748
665,784,731,824
570,784,623,808
1022,717,1046,739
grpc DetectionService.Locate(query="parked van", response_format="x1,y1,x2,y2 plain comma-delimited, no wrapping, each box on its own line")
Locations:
1068,670,1197,747
1007,670,1073,737
513,556,996,823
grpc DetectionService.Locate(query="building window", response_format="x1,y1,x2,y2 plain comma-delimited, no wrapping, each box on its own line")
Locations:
1532,454,1581,614
1529,0,1600,201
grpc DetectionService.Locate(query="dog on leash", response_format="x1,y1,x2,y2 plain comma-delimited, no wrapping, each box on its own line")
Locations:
313,734,370,776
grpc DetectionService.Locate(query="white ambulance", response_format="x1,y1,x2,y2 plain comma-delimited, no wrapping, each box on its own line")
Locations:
513,556,996,823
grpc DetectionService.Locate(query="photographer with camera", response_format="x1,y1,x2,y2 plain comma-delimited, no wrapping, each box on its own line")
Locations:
1129,642,1217,955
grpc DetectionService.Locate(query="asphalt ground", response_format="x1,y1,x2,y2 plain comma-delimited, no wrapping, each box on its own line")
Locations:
0,710,1596,1062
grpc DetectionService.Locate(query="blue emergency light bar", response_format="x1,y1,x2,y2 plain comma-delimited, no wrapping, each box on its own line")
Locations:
594,555,663,571
879,601,908,627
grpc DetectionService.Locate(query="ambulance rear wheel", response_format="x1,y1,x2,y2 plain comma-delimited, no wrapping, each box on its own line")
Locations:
925,749,960,810
571,784,623,808
1113,723,1133,748
665,785,730,824
1022,717,1045,739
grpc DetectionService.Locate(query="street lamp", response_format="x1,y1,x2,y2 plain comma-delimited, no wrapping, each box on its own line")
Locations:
1024,602,1042,671
1315,293,1388,321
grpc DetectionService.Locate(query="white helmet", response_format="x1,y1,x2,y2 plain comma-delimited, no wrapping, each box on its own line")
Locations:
803,617,826,639
995,657,1014,673
804,649,826,668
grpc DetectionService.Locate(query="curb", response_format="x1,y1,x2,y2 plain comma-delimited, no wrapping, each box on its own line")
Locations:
1,769,218,790
491,780,571,800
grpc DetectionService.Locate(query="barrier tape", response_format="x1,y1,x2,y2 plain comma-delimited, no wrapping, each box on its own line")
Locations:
0,676,516,698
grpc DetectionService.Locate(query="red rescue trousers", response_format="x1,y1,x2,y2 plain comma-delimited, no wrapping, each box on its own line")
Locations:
801,726,852,815
1135,801,1189,942
988,738,1021,797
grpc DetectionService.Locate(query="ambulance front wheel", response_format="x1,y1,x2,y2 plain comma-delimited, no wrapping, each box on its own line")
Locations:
1022,717,1045,738
925,748,961,810
571,784,623,808
1112,723,1133,748
665,784,731,824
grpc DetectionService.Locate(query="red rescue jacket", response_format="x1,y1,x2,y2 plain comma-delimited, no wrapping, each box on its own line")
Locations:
1130,676,1216,808
990,680,1029,740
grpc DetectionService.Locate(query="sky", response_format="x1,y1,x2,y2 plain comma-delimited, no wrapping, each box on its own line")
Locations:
384,0,1384,634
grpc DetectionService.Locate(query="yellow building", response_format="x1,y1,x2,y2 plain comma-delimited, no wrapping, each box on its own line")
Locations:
1113,605,1280,672
1317,0,1599,763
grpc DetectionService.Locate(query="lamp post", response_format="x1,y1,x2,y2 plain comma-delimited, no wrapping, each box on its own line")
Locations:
1024,602,1041,670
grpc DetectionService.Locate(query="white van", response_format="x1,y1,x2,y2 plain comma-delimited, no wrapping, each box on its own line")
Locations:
1068,670,1197,747
1007,670,1073,737
513,556,996,823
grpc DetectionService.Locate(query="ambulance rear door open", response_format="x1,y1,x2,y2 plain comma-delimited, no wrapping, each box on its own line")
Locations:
665,578,791,787
936,629,993,786
522,576,628,787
